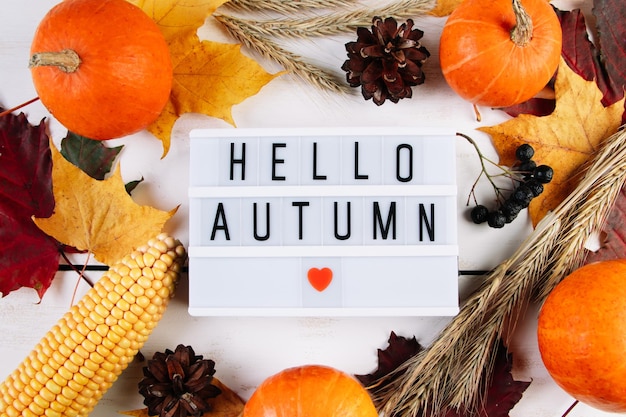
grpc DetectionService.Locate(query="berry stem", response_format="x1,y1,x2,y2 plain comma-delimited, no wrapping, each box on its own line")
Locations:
458,132,520,205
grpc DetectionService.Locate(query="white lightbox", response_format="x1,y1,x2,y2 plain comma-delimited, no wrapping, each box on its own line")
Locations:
188,127,459,316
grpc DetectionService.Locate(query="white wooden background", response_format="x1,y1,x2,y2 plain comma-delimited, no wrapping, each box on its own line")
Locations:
0,0,613,416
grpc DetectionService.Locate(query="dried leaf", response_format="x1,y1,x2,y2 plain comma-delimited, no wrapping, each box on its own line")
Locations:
60,132,123,180
479,59,625,226
127,0,229,42
0,110,60,298
120,378,245,417
356,332,423,388
129,0,280,156
428,0,462,17
584,183,626,263
147,30,279,155
33,145,177,266
442,341,530,417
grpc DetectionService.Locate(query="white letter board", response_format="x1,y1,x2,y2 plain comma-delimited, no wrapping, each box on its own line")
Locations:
188,127,459,316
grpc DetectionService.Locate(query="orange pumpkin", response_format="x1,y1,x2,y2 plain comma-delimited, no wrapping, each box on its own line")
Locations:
439,0,562,108
243,365,379,417
537,260,626,413
29,0,172,140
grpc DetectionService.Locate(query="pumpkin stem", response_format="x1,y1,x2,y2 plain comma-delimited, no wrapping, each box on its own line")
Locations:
510,0,533,47
29,49,81,73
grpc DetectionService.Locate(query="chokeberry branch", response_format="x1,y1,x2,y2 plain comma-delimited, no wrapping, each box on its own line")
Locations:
458,132,521,206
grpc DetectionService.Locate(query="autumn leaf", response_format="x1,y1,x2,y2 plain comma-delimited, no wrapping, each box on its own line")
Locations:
479,59,625,225
120,378,245,417
428,0,462,17
33,145,177,266
149,29,281,155
0,109,60,298
584,183,626,264
356,332,423,388
129,0,281,156
442,341,530,417
127,0,229,42
60,132,123,180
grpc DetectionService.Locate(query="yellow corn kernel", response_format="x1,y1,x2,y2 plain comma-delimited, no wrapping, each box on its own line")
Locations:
130,302,144,317
122,291,136,305
45,407,63,417
106,291,121,304
120,274,136,288
29,398,48,415
39,385,57,402
114,264,130,277
88,310,105,326
129,267,143,280
129,282,145,297
64,360,79,375
117,298,131,312
5,405,20,417
107,271,122,285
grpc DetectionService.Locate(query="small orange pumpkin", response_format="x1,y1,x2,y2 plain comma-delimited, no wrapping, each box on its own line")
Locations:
439,0,562,108
29,0,172,140
537,260,626,413
243,365,379,417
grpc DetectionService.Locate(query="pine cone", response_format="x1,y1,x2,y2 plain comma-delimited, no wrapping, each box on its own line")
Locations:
139,345,222,417
342,16,430,105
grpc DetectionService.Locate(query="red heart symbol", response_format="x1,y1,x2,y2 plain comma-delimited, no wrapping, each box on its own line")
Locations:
307,267,333,292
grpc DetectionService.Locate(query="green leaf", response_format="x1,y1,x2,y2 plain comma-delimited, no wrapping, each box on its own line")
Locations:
60,132,123,180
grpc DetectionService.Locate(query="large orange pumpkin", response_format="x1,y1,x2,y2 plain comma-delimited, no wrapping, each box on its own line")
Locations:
439,0,562,107
537,260,626,413
29,0,172,140
243,365,379,417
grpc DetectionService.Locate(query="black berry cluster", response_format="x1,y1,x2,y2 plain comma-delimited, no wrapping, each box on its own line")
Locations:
470,144,553,228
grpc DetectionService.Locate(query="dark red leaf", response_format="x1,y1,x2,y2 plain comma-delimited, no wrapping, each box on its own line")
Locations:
443,341,531,417
594,0,626,108
584,183,626,264
0,111,54,217
0,108,60,298
355,331,423,387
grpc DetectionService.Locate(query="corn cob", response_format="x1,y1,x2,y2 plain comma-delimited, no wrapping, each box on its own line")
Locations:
0,233,186,417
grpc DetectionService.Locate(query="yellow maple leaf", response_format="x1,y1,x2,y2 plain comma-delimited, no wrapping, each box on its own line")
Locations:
149,30,281,156
428,0,463,17
119,378,245,417
127,0,229,42
479,58,625,226
127,0,282,156
33,145,177,266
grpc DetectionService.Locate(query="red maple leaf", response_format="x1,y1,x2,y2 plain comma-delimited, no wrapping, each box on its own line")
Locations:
0,109,60,298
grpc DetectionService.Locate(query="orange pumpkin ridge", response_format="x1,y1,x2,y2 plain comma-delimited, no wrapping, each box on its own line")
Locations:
29,0,173,140
439,0,562,108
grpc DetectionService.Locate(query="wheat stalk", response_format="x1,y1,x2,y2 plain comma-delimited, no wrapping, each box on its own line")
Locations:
219,0,435,38
224,0,356,14
215,13,350,94
375,126,626,417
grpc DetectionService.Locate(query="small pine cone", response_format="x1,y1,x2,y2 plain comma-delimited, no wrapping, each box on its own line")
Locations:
342,16,430,105
139,345,222,417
